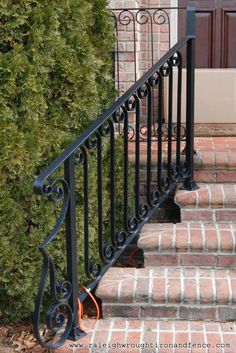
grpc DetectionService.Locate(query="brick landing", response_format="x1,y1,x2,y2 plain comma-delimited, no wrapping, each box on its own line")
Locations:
55,319,236,353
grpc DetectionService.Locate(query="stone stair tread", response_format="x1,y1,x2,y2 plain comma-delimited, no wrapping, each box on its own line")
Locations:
55,319,236,353
176,184,236,209
138,222,236,253
96,267,236,306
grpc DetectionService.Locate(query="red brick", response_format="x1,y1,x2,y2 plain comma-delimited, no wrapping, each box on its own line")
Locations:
103,304,140,318
92,330,109,349
199,279,214,304
217,171,236,183
190,332,207,353
96,281,119,302
119,279,135,303
175,332,191,353
223,334,236,353
216,279,229,304
205,230,218,251
179,307,216,320
215,151,227,168
168,279,181,303
175,190,197,208
184,278,197,303
182,254,215,267
190,230,203,251
200,151,214,168
195,171,216,183
206,333,222,353
220,230,233,252
181,210,214,222
135,278,149,302
231,279,236,303
146,254,179,266
176,230,189,251
126,331,141,349
110,331,126,353
210,184,224,208
113,319,127,330
142,305,177,318
127,320,142,330
227,153,236,168
159,332,174,353
218,307,236,321
217,256,236,267
216,210,236,222
224,185,236,206
152,278,166,303
160,232,174,251
198,187,210,207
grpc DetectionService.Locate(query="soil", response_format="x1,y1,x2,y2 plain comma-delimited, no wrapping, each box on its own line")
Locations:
0,323,49,353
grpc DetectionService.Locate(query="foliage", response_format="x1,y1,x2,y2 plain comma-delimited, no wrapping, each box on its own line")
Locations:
0,0,118,322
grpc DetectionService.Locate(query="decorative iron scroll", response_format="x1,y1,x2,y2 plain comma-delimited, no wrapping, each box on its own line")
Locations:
111,8,187,142
33,33,197,349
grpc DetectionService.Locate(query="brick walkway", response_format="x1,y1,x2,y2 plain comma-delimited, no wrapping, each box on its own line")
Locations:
56,319,236,353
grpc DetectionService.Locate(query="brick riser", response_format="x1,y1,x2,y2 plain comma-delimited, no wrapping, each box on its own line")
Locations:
138,223,236,268
176,184,236,222
97,268,236,321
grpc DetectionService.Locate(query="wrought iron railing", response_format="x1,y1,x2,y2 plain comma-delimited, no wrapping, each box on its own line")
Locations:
33,7,197,350
111,6,188,142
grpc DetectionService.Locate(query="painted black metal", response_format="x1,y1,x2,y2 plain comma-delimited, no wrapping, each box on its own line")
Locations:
33,9,198,348
184,7,198,191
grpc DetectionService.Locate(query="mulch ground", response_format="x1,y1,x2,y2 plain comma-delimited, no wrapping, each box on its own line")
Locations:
0,323,48,353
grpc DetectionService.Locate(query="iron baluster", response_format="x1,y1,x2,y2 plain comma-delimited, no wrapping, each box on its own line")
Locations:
146,83,153,207
64,156,83,341
176,52,183,167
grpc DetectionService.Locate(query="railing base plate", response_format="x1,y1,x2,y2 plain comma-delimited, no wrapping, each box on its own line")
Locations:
68,327,86,341
183,178,199,191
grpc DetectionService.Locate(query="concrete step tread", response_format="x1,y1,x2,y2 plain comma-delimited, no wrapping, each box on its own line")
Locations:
138,222,236,253
176,184,236,209
96,267,236,306
55,319,236,353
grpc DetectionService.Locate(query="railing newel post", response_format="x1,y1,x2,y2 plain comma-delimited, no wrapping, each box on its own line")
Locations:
184,6,199,191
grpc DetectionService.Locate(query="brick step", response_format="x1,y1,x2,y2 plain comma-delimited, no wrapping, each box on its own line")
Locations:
138,223,236,268
129,148,236,169
96,267,236,321
55,319,236,353
175,184,236,222
133,150,236,183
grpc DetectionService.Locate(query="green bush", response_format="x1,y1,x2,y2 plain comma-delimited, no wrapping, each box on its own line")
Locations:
0,0,118,322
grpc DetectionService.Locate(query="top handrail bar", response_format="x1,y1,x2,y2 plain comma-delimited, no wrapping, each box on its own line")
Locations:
111,7,187,10
33,35,193,195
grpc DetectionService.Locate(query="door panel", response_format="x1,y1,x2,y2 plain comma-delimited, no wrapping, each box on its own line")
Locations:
195,11,214,68
178,0,236,68
222,10,236,68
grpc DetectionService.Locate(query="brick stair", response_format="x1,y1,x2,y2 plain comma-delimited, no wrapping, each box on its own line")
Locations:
176,184,236,222
138,223,236,268
56,137,236,352
96,267,236,322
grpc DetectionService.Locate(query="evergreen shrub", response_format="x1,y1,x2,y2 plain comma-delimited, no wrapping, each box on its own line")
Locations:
0,0,121,322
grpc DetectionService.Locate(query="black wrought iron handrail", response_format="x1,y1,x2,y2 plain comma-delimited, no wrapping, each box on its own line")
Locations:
33,7,198,350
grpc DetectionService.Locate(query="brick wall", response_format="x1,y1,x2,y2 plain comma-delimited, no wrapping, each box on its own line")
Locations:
110,0,173,95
